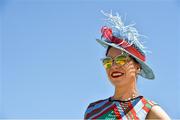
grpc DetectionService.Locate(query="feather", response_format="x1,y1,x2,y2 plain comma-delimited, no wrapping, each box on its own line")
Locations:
100,10,150,54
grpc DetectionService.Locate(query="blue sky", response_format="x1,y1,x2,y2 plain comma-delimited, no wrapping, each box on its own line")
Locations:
0,0,180,119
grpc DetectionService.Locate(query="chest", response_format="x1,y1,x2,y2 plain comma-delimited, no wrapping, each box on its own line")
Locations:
90,101,149,120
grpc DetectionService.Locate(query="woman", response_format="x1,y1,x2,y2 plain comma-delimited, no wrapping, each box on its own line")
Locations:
84,12,170,119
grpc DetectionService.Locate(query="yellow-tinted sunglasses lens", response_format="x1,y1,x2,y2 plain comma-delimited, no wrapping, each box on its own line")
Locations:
102,58,112,69
115,55,128,66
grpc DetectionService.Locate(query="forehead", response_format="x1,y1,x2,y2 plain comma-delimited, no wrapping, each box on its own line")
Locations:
107,47,123,57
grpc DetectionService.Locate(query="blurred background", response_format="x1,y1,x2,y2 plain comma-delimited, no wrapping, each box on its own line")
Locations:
0,0,180,119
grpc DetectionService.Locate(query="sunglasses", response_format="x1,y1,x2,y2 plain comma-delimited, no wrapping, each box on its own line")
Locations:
101,52,130,69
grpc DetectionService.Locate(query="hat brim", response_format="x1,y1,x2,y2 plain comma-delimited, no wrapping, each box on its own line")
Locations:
96,39,155,80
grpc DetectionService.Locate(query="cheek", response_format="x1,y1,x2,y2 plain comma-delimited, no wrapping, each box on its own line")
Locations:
124,62,137,78
126,69,136,79
105,69,111,78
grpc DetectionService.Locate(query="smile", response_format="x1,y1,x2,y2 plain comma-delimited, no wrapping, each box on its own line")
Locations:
111,71,124,78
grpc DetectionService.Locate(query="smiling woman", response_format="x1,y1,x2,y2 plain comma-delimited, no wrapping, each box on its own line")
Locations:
84,11,171,120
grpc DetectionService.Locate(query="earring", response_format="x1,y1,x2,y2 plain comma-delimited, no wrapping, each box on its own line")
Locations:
137,68,141,74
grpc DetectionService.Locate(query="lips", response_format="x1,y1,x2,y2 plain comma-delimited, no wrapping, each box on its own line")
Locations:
111,71,124,78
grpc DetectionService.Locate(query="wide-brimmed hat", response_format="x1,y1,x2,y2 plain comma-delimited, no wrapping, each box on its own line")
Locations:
96,11,155,80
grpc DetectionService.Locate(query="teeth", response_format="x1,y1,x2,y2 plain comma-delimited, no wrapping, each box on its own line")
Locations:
112,73,123,76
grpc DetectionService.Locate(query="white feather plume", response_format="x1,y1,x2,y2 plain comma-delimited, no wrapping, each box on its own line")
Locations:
101,10,150,54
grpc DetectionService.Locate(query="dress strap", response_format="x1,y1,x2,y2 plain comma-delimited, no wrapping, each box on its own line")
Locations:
141,98,159,114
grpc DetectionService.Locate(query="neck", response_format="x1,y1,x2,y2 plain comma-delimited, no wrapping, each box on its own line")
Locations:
112,80,139,101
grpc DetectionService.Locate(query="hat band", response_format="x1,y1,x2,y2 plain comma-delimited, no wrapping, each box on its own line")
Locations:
110,36,146,62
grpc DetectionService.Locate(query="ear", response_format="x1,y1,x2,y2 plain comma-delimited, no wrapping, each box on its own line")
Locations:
135,63,141,74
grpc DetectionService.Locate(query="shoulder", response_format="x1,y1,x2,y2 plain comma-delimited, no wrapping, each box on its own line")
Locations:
84,97,109,118
86,97,109,109
146,105,171,119
144,98,171,120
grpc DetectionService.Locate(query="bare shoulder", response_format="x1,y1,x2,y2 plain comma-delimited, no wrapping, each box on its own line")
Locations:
146,105,171,120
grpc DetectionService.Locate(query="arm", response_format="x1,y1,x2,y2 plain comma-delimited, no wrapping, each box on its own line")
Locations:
146,105,171,120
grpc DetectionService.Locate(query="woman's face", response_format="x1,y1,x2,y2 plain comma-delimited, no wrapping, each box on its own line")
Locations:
105,47,140,87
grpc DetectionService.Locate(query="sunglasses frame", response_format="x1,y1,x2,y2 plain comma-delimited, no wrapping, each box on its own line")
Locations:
100,52,131,69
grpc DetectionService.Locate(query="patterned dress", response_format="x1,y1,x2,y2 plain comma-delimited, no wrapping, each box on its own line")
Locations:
84,96,158,120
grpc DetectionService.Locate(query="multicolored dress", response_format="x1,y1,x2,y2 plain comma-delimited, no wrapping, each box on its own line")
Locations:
84,96,158,120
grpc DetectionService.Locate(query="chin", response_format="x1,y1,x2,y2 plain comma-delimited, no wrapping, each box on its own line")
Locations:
110,77,126,86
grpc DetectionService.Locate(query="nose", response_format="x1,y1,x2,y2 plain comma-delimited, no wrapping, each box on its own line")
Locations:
111,61,119,70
